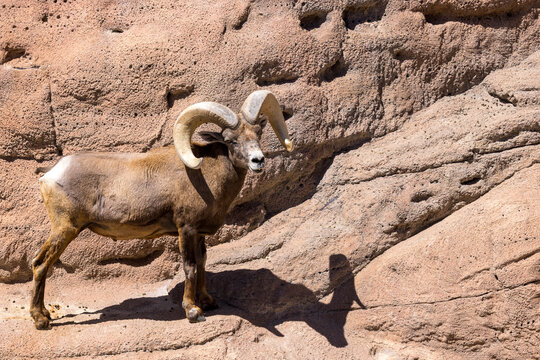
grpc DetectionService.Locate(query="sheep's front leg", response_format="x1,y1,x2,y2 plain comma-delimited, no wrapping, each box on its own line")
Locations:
196,237,217,311
179,227,205,323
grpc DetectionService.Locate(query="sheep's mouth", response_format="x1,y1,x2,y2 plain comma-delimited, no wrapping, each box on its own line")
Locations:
249,163,264,173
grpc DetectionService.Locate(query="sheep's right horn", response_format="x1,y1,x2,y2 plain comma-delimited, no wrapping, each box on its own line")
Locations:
241,90,293,152
173,102,238,169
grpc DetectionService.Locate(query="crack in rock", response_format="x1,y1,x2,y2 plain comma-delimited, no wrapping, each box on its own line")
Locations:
362,280,540,310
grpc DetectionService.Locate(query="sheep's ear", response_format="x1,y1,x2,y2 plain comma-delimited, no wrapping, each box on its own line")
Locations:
198,131,226,144
258,114,268,128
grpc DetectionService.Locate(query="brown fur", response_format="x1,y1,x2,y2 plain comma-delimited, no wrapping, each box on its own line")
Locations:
31,122,262,329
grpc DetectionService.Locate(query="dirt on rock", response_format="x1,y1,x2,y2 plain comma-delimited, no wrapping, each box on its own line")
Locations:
0,0,539,359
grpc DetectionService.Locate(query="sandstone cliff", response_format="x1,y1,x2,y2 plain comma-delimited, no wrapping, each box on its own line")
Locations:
1,0,539,358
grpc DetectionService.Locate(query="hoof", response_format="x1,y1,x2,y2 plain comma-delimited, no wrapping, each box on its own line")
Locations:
187,307,206,323
199,296,218,311
31,309,51,330
34,316,51,330
201,301,219,311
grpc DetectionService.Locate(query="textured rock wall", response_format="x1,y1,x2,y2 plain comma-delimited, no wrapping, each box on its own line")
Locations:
1,0,538,284
1,0,539,358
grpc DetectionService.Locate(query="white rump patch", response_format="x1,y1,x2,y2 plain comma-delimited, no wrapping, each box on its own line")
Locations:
41,155,72,184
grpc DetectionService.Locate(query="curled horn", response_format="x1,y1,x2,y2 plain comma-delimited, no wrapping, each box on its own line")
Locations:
240,90,293,152
173,102,238,169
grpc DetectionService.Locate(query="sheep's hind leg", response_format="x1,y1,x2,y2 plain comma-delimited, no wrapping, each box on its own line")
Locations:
196,237,217,311
179,227,205,323
30,225,78,330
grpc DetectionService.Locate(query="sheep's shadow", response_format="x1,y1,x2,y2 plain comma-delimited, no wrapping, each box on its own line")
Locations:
57,254,363,348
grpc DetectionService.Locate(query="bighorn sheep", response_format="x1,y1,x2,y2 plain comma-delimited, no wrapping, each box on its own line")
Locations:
31,90,293,329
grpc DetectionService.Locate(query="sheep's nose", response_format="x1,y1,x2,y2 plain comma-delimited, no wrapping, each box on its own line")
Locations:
251,155,265,165
249,154,265,172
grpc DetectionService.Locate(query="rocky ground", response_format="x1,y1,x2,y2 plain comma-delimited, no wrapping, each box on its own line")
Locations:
1,0,539,359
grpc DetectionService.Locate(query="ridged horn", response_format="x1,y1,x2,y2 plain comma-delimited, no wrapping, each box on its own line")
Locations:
240,90,293,152
173,102,238,169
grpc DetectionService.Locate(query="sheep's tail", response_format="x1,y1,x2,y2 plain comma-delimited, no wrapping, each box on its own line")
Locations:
35,166,52,175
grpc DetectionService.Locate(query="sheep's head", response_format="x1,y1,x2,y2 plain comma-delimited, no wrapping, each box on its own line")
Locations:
173,90,293,172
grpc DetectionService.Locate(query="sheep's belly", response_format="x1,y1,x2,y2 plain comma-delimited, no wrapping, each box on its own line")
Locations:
88,220,178,240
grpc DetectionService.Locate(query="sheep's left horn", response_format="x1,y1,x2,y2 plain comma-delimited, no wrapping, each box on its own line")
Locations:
240,90,293,152
173,102,238,169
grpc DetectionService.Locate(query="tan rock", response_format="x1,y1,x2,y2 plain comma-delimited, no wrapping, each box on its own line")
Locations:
0,0,539,358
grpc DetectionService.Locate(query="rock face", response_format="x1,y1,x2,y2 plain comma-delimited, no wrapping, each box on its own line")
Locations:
0,0,539,358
